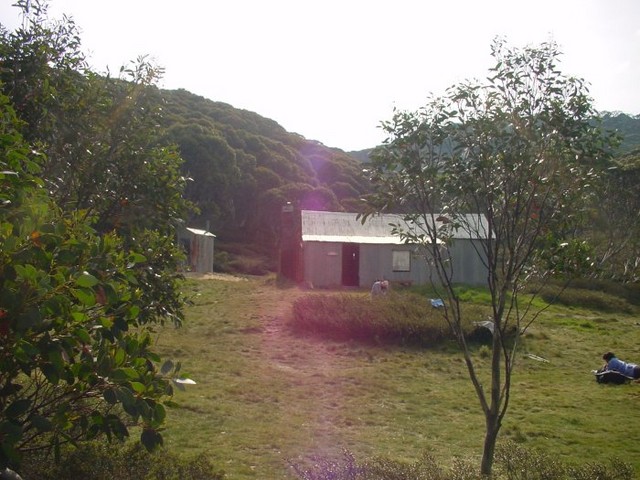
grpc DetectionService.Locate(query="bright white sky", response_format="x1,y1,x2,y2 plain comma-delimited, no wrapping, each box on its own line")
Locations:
1,0,639,151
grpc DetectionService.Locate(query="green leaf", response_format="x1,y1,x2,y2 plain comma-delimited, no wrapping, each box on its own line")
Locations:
121,367,140,379
140,428,163,452
114,348,126,366
71,311,88,323
160,359,174,375
72,288,96,307
76,271,99,288
153,403,166,425
104,388,117,405
130,382,145,394
41,363,60,385
74,327,91,344
127,305,140,320
5,399,31,419
128,252,147,264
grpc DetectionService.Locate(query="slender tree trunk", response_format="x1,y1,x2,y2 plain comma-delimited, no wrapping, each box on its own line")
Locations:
481,414,500,475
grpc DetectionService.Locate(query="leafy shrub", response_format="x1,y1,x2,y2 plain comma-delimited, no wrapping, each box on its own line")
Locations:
364,452,450,479
290,450,462,480
495,441,634,480
290,292,484,347
290,444,634,480
566,458,635,480
21,441,225,480
495,440,567,479
289,450,363,480
213,250,232,272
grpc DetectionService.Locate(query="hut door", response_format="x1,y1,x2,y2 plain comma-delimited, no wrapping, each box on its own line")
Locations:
341,243,360,287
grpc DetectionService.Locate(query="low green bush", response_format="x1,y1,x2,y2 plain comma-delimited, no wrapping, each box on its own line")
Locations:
290,292,487,347
20,441,225,480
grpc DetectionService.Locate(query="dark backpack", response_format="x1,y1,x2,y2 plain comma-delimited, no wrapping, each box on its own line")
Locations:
594,369,630,384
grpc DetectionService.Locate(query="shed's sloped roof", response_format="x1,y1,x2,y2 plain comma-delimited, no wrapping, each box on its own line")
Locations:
300,210,488,244
186,227,216,237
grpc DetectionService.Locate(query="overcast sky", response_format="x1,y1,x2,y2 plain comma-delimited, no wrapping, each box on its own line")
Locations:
1,0,639,151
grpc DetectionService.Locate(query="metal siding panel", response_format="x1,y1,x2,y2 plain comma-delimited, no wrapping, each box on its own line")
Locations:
360,244,431,287
449,239,488,286
304,242,342,288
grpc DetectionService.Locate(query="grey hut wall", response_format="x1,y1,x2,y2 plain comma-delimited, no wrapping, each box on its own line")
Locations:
447,239,487,286
302,239,487,288
190,234,215,273
302,242,343,287
302,242,431,288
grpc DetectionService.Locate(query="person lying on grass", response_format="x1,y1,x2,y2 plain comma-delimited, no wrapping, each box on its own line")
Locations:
602,352,640,380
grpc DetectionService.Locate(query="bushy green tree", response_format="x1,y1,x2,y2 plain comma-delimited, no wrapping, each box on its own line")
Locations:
0,0,193,471
365,38,616,475
0,0,191,236
0,92,189,470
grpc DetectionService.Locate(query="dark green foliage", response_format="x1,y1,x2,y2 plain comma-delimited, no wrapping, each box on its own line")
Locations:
212,241,276,275
290,292,485,347
159,88,372,256
601,113,640,154
21,442,225,480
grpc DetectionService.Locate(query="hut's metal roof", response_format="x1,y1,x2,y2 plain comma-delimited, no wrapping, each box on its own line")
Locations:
186,227,216,238
300,210,488,244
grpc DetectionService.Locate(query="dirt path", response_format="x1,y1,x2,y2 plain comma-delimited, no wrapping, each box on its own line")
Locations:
249,285,355,464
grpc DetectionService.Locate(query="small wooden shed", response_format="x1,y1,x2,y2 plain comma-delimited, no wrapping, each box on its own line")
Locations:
178,227,216,273
280,209,488,289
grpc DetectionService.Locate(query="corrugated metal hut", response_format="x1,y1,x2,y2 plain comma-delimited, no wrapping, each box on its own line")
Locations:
289,210,488,288
178,227,216,273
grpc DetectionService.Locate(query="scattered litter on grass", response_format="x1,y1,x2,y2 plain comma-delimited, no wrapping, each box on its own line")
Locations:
430,298,444,308
525,353,549,363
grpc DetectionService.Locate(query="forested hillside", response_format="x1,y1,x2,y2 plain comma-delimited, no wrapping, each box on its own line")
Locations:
160,88,371,266
601,112,640,153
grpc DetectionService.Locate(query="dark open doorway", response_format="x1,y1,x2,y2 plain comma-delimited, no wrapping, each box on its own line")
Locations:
341,243,360,287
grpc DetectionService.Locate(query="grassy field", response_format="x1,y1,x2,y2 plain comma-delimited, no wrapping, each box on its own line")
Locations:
154,274,640,479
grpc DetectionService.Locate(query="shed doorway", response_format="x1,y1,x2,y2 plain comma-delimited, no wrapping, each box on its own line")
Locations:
341,243,359,287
